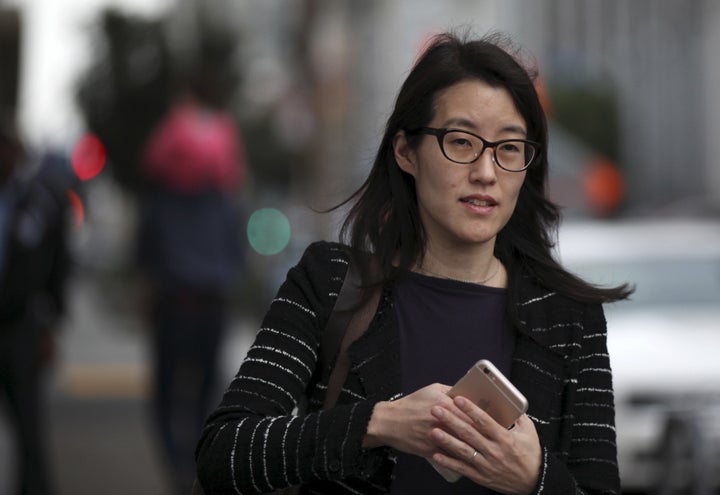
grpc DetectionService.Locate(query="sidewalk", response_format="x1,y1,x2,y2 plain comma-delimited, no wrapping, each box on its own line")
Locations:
0,272,255,495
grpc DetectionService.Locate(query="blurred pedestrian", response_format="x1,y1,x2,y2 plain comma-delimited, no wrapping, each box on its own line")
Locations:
136,66,247,495
194,31,633,494
0,114,71,495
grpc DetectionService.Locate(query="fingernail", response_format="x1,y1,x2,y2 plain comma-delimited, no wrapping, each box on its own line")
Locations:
431,406,445,418
454,396,466,407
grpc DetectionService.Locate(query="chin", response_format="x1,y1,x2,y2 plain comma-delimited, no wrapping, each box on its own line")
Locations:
455,232,498,247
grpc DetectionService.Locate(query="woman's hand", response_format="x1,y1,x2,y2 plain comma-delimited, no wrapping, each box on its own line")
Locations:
429,396,542,494
364,383,463,457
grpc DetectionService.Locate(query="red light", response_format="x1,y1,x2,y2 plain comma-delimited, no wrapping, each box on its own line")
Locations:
583,156,625,217
67,189,85,229
72,133,106,181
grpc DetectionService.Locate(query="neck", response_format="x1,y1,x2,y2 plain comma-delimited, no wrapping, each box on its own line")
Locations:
416,242,503,286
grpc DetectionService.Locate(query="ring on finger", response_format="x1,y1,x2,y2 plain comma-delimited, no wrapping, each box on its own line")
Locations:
471,450,478,460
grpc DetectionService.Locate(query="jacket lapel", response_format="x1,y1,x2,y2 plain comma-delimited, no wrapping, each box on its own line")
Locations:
510,280,577,440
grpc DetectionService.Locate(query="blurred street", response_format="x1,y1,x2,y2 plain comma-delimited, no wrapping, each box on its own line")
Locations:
0,270,255,495
0,1,718,494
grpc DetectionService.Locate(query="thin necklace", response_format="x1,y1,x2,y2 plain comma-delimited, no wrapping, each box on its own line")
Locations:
416,257,501,286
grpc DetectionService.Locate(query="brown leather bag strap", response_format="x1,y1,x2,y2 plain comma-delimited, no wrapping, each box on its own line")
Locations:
319,251,366,371
323,279,381,408
322,250,381,409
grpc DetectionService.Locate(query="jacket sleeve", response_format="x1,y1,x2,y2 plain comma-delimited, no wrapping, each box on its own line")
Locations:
195,242,385,494
533,303,621,495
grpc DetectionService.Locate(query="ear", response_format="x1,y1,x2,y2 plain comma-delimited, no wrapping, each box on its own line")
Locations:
393,130,417,177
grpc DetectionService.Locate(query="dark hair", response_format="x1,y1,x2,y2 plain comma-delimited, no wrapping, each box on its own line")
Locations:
337,31,632,304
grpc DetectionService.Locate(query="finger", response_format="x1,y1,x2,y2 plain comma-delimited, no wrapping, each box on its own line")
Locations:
429,426,479,464
432,403,494,451
452,396,506,438
429,441,490,486
431,449,480,472
429,406,494,462
514,413,533,429
436,394,474,425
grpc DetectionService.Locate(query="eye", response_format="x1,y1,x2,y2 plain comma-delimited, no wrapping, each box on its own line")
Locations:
444,131,479,149
498,141,523,153
448,137,473,148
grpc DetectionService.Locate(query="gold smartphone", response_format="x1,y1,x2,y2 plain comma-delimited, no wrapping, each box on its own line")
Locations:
448,359,528,429
430,359,529,482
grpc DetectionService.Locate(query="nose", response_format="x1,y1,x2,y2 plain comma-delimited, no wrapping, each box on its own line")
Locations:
468,148,497,184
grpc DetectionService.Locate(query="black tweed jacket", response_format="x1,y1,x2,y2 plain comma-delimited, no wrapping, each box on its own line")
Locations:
196,242,620,494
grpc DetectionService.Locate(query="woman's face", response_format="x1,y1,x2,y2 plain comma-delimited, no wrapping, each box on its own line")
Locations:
394,79,527,253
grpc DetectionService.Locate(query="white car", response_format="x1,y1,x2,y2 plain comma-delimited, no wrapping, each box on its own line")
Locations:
556,218,720,493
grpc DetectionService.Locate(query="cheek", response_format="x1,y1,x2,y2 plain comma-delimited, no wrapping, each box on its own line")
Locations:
501,174,526,213
415,161,454,194
506,173,526,199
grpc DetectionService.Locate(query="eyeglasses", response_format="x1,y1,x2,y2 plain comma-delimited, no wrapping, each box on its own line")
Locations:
406,127,540,172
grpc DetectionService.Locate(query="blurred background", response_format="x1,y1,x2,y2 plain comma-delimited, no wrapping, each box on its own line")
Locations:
0,0,719,494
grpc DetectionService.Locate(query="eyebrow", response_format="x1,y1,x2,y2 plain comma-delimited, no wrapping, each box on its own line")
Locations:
442,117,527,137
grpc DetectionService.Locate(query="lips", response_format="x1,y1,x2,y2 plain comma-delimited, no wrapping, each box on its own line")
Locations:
460,195,497,207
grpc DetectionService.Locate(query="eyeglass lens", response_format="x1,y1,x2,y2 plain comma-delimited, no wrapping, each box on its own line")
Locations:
442,130,535,170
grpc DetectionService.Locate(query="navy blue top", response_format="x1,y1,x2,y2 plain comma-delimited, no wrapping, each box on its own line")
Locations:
389,271,515,495
137,187,243,291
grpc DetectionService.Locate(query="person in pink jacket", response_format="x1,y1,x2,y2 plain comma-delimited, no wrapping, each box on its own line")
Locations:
138,68,247,495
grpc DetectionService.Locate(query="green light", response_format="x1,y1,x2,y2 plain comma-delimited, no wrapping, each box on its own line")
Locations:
247,208,291,256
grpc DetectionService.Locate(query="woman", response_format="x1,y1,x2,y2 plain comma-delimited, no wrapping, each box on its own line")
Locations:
195,31,632,494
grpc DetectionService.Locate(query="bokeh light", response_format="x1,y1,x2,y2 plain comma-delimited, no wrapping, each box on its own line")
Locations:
583,156,625,217
66,189,85,229
71,133,106,181
246,208,291,256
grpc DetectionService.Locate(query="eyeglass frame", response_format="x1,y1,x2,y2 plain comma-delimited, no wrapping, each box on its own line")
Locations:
405,126,540,172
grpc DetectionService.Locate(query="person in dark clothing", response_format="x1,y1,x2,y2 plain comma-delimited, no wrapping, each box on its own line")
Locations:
195,31,633,494
0,117,71,495
137,76,247,495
